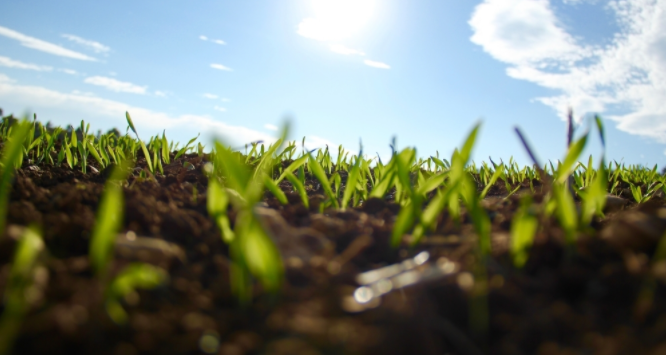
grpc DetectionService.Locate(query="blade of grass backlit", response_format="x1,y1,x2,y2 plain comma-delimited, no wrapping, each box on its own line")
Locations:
174,134,200,160
264,175,288,205
391,202,416,247
125,112,153,174
459,123,481,165
89,161,130,281
510,196,538,268
242,215,284,293
307,153,339,208
416,171,448,196
480,164,504,198
0,225,44,355
0,120,31,239
341,142,363,209
276,155,308,184
558,133,588,184
554,183,578,243
105,263,168,324
284,170,309,208
207,178,236,242
214,141,251,201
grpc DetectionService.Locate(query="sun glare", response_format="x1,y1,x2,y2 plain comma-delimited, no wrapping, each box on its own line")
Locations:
298,0,375,41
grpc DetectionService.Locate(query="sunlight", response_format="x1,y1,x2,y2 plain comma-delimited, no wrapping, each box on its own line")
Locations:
298,0,375,41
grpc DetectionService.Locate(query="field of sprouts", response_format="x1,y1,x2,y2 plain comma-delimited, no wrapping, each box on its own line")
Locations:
0,109,665,355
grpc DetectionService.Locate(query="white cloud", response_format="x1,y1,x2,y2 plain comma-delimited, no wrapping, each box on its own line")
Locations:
302,135,339,151
154,90,167,97
364,59,390,69
214,106,227,112
84,76,147,94
264,123,278,131
59,68,77,75
329,44,365,56
71,90,96,97
210,63,232,71
468,0,666,143
200,35,226,45
203,93,218,99
0,76,275,147
0,56,52,71
0,73,15,84
0,25,97,61
221,97,231,102
61,34,110,54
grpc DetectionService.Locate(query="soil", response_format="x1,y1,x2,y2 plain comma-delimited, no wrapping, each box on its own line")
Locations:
1,152,666,355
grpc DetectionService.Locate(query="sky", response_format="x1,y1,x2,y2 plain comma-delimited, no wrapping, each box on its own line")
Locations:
0,0,665,168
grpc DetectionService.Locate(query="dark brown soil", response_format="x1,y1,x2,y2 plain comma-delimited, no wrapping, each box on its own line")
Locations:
1,153,666,355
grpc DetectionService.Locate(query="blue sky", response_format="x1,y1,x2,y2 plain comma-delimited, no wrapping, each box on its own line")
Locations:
0,0,665,168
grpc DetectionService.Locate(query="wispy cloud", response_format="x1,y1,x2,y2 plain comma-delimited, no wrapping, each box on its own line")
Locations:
154,90,167,97
84,76,147,94
364,59,390,69
214,106,227,112
203,93,218,99
0,25,97,61
0,73,15,84
329,44,365,56
61,34,110,54
469,0,666,143
200,35,226,45
210,63,232,71
0,76,274,147
221,97,231,102
59,68,77,75
0,56,53,71
264,123,278,131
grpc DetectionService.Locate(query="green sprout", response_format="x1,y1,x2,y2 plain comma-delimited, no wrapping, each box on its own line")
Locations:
88,159,168,323
125,111,154,174
510,196,539,268
89,162,129,281
104,263,168,325
0,226,45,355
0,120,32,239
207,126,288,303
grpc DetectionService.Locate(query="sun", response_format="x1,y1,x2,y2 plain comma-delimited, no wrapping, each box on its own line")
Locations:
298,0,376,42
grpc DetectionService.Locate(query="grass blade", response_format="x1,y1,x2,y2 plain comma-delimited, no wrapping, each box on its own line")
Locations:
0,225,44,355
308,153,339,208
0,120,31,239
89,162,130,281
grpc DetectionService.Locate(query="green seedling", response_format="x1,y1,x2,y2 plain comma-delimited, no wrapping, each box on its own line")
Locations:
341,142,363,210
207,176,236,242
284,170,309,208
89,161,130,281
510,196,539,268
479,164,505,198
208,126,287,303
308,152,340,209
0,226,45,355
105,263,168,325
174,133,200,160
125,112,154,174
0,120,32,239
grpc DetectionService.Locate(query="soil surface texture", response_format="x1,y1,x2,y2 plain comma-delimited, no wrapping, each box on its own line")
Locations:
1,153,666,355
